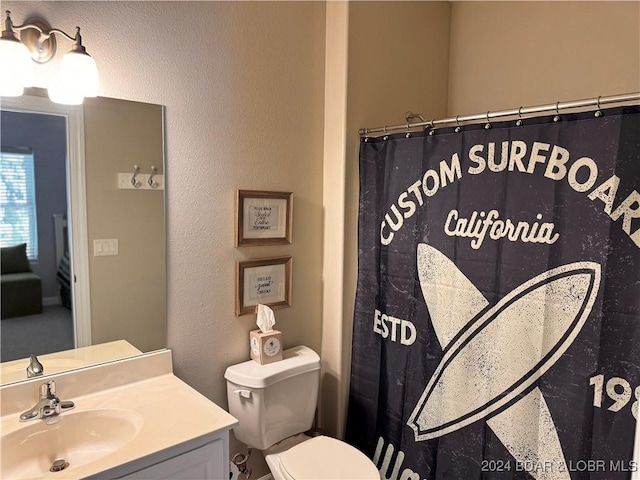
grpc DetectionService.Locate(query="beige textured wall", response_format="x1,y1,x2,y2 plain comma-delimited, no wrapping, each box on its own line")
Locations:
83,97,166,352
448,1,640,114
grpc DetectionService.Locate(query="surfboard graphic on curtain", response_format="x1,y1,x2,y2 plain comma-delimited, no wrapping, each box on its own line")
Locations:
346,106,640,480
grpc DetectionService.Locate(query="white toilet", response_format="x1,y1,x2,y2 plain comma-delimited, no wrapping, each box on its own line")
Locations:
224,345,379,480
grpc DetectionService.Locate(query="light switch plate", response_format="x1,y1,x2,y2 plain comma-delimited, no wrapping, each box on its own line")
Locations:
94,239,118,256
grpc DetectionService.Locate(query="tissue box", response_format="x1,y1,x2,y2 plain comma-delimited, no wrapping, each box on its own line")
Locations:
250,329,283,364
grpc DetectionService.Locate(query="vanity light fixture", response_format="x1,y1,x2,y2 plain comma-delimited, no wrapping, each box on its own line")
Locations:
0,10,99,105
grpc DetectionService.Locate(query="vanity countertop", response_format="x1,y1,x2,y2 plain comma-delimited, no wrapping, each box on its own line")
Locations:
0,350,238,480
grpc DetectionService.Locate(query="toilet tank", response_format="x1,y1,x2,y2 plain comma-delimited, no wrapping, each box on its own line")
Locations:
224,345,320,450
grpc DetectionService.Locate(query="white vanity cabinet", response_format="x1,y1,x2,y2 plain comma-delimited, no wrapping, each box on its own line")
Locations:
114,435,228,480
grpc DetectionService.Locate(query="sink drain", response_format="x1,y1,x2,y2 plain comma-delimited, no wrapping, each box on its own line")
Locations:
50,459,69,472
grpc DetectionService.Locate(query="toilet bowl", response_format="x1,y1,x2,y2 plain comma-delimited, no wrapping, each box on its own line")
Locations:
224,346,379,480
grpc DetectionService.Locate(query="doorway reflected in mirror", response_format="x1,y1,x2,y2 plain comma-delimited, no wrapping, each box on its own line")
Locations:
1,109,74,362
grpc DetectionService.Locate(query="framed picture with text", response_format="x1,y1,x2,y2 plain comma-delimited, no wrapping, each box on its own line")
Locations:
236,190,293,246
236,256,292,316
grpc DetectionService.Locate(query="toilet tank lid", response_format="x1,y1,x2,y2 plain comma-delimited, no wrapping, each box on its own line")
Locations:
224,345,321,388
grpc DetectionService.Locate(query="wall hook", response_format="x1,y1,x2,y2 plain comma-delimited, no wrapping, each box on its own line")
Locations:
131,165,142,188
148,166,159,189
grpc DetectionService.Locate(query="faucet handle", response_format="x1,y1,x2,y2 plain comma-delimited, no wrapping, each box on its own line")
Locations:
40,380,56,398
19,379,73,422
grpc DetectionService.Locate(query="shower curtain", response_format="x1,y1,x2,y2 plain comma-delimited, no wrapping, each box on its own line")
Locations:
346,106,640,480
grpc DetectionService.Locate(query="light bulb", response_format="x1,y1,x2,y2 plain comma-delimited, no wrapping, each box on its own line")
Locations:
48,79,84,105
0,37,33,96
59,50,99,97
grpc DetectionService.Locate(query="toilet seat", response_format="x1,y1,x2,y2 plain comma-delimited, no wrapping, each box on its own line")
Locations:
279,436,379,480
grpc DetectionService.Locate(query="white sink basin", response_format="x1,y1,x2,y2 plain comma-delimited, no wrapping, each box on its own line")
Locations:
0,408,143,479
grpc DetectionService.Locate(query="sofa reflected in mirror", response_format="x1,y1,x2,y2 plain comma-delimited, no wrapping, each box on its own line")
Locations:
1,244,43,320
1,238,75,366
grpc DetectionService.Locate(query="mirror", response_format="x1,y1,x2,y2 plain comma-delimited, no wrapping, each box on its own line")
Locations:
0,89,166,385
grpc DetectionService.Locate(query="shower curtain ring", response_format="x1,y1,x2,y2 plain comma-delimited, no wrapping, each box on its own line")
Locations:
485,111,492,130
595,96,603,117
554,101,561,122
516,107,524,126
428,119,436,135
455,115,461,133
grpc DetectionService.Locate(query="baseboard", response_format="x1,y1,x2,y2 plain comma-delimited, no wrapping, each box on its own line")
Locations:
42,296,61,306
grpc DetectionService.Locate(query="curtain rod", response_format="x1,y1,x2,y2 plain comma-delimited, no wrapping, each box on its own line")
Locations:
358,92,640,136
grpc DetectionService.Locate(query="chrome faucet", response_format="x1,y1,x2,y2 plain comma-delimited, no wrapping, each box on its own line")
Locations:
26,354,44,378
19,380,75,422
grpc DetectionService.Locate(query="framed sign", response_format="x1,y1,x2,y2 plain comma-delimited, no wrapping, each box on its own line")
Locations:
236,190,293,246
236,256,292,316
